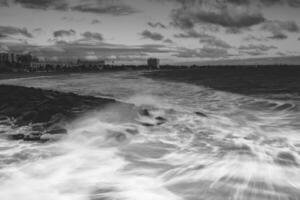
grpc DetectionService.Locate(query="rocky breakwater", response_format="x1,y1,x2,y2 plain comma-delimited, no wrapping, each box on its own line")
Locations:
0,85,136,142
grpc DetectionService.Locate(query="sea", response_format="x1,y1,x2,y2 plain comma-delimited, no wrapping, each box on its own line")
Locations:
0,71,299,200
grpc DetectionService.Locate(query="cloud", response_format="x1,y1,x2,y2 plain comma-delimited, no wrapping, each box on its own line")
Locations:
147,22,167,29
170,0,265,30
239,44,277,56
164,38,173,43
244,35,268,42
200,37,232,49
174,47,230,58
225,27,251,34
0,44,9,52
91,19,101,24
262,20,299,33
174,30,231,48
261,0,300,7
0,0,8,6
0,26,33,38
5,0,137,16
81,31,104,41
14,0,68,10
261,20,298,40
53,29,76,38
174,30,211,38
239,44,277,51
268,32,288,40
71,0,138,16
141,30,164,41
0,33,8,39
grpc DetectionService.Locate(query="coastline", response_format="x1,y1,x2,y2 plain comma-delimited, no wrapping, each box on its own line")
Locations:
144,67,300,97
0,72,72,80
0,85,137,141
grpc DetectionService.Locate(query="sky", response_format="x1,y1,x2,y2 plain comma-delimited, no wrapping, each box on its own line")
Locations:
0,0,300,65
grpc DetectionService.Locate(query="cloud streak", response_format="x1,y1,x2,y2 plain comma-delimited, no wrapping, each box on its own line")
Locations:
141,30,164,41
0,26,33,38
53,29,76,38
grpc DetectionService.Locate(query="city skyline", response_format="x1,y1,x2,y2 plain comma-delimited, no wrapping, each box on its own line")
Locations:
1,0,300,64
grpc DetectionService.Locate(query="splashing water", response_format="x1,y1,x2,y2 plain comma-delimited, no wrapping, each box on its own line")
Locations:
0,72,300,200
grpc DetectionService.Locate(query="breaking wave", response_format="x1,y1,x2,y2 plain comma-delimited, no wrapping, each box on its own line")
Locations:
0,72,300,200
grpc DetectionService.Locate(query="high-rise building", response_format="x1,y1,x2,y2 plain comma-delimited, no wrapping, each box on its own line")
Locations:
147,58,160,69
0,53,9,64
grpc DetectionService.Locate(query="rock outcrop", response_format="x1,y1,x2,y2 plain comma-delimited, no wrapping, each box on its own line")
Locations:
0,85,135,141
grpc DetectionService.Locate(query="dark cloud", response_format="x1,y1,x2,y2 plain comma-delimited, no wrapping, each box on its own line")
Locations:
225,27,251,34
14,0,68,10
174,30,231,48
141,30,164,41
239,44,277,56
0,26,33,38
200,37,232,49
0,0,8,6
71,0,138,16
170,0,265,30
0,33,8,39
81,32,103,41
226,0,251,5
174,47,230,58
239,44,277,51
164,38,173,43
174,30,211,38
261,20,298,40
7,0,137,16
53,29,76,38
148,22,167,29
268,32,288,40
261,0,300,7
244,35,266,42
91,19,101,24
262,20,299,33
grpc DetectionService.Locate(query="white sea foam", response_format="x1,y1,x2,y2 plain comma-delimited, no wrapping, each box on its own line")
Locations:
0,72,299,200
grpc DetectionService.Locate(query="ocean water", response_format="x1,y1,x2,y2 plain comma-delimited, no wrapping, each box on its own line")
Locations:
0,71,299,200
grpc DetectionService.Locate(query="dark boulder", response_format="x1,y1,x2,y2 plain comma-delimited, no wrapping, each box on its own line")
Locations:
195,112,208,118
139,109,151,117
46,126,68,134
8,134,25,140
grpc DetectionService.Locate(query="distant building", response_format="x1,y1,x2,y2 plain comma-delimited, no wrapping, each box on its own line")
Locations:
17,54,33,66
0,53,9,64
77,59,105,68
147,58,160,69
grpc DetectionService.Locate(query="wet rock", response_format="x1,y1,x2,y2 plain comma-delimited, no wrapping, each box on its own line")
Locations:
46,126,68,135
24,134,41,141
115,133,127,142
139,122,155,127
0,85,127,130
139,109,151,117
0,120,11,126
31,124,45,132
108,130,127,142
8,133,25,140
0,115,8,121
155,116,167,125
19,111,38,122
275,151,298,166
195,111,208,117
125,128,139,135
40,134,64,142
155,116,167,121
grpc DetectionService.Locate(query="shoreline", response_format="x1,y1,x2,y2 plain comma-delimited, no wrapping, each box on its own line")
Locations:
0,72,72,80
0,85,137,142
